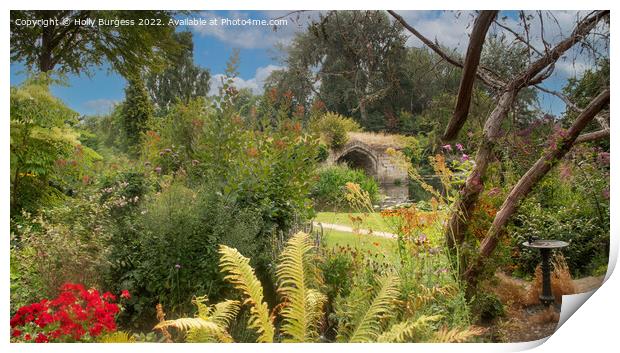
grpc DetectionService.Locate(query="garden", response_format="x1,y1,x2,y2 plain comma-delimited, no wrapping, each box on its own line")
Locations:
9,10,610,344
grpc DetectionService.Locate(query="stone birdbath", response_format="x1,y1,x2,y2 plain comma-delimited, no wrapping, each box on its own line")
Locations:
522,238,569,306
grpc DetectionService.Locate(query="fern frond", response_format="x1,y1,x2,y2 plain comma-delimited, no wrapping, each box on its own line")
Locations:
155,317,220,332
219,244,275,343
276,232,326,342
97,331,136,343
208,299,241,328
348,273,401,343
155,317,233,343
431,326,486,343
377,315,443,343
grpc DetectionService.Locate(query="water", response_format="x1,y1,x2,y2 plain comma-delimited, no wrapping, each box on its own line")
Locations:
379,183,409,208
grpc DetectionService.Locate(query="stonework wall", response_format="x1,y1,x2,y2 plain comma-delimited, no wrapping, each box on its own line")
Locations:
327,140,408,184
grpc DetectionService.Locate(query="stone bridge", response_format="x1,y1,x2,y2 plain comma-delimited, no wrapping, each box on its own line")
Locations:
326,138,408,185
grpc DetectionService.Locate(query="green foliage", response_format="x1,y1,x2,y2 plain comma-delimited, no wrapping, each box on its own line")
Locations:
10,76,102,214
276,11,408,129
121,76,154,153
10,191,113,313
310,112,361,150
508,148,609,277
471,292,505,323
338,273,400,342
10,10,182,77
276,232,326,342
311,165,380,210
145,31,211,113
218,244,275,343
155,296,240,343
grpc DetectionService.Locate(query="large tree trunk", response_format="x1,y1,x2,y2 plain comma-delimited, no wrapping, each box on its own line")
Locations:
39,23,55,72
446,90,517,250
444,10,609,253
443,11,498,142
463,89,610,291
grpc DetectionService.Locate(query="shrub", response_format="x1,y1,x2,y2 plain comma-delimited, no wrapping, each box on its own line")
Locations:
310,112,361,150
508,154,609,278
10,76,101,214
311,165,380,210
10,190,114,312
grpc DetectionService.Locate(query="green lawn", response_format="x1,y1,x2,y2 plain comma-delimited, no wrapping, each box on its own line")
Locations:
321,228,398,260
315,211,393,233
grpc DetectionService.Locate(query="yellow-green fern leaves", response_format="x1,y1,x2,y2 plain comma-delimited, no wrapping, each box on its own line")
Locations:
276,232,326,342
218,245,275,343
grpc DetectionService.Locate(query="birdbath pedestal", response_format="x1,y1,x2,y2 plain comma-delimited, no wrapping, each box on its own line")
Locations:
522,239,569,306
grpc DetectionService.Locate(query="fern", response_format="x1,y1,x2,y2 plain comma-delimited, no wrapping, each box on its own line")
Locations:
377,315,442,342
276,232,326,342
219,245,275,343
155,317,233,343
207,299,241,328
97,331,136,343
431,326,486,343
346,273,401,343
153,297,240,343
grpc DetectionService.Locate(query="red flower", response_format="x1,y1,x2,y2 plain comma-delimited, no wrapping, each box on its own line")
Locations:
120,290,131,299
11,329,22,337
102,292,117,301
35,333,49,343
24,334,31,341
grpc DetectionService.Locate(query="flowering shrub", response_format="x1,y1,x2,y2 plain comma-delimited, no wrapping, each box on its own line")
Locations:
10,283,128,342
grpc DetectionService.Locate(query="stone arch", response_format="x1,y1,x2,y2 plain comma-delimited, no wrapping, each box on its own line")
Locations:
335,141,379,178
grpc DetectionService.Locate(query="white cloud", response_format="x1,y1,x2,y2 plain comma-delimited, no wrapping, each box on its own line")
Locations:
190,11,322,49
82,98,118,115
208,64,284,96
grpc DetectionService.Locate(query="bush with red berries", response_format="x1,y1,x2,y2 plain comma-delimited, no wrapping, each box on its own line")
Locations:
10,283,130,342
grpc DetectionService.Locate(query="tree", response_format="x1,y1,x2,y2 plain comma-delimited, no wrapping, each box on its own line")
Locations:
10,10,181,77
121,76,153,152
275,11,408,130
390,10,610,291
145,31,211,113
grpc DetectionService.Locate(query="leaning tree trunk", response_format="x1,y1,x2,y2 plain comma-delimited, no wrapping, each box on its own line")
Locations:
443,10,498,142
444,10,609,254
446,90,517,250
463,89,610,292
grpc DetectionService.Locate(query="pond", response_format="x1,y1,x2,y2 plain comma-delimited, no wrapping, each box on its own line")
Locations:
379,182,409,208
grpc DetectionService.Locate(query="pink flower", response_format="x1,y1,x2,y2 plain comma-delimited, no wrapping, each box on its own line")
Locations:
442,144,452,152
461,154,469,161
456,143,464,151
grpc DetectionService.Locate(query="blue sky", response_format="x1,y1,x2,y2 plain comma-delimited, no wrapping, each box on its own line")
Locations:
10,10,607,116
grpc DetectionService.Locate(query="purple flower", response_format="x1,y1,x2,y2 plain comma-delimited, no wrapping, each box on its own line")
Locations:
598,152,610,165
456,143,464,151
602,188,610,199
418,233,427,244
442,144,452,152
175,264,181,269
144,161,151,167
461,154,469,162
154,166,162,174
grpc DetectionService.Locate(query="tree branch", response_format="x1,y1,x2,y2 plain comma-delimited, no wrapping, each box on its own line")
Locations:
575,128,610,143
510,10,609,90
388,10,505,90
443,11,498,142
464,88,610,290
494,19,543,57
